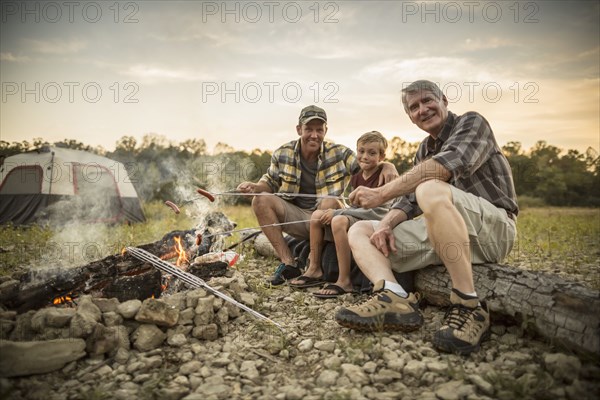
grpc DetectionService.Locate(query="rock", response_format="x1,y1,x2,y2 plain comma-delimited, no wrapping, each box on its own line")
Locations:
298,338,314,352
180,361,202,375
161,292,187,311
86,324,120,355
341,363,369,385
117,299,142,319
0,339,86,377
467,374,494,396
363,361,378,374
316,370,339,387
404,359,426,378
70,310,98,338
192,324,219,341
194,297,215,325
425,360,448,374
281,385,307,400
168,333,188,347
92,297,120,313
386,358,405,372
113,347,130,364
135,298,179,327
185,289,208,308
77,296,102,321
435,380,475,400
544,353,581,383
215,307,229,324
372,368,402,384
239,292,256,306
324,356,343,369
178,308,195,325
314,340,336,352
31,307,75,330
240,360,260,380
103,311,124,327
132,324,166,352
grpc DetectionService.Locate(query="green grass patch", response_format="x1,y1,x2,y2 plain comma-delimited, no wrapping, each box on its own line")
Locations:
1,205,598,288
506,207,600,287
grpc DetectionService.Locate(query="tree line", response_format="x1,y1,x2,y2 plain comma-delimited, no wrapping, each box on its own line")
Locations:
1,135,599,207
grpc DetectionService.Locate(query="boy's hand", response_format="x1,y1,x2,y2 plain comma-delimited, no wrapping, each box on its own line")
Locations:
319,209,334,225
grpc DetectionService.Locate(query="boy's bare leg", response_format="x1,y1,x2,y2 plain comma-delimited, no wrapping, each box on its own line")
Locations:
316,215,354,294
290,210,325,283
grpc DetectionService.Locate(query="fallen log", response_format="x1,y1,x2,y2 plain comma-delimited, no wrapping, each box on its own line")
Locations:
253,234,599,355
414,264,600,356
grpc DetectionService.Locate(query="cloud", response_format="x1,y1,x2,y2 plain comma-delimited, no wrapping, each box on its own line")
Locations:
23,38,87,55
0,52,30,63
121,64,214,84
355,57,497,85
461,37,519,52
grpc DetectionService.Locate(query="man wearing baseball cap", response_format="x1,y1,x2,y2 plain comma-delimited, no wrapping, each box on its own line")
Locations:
237,105,398,285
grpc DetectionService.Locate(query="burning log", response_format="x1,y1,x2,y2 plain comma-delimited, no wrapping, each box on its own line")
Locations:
0,212,237,313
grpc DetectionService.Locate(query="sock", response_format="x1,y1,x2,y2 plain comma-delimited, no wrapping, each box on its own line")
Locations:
453,288,481,306
383,280,408,298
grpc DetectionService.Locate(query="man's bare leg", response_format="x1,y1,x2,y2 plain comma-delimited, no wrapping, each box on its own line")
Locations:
252,195,294,265
348,221,398,283
415,180,474,294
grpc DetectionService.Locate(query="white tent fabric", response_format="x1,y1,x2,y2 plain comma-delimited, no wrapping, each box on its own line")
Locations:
0,146,145,225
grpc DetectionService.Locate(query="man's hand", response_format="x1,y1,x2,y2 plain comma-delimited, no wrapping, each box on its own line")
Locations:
378,161,399,186
237,181,273,194
236,182,258,193
369,223,397,257
349,186,384,209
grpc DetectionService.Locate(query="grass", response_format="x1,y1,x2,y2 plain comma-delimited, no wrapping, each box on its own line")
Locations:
506,207,600,288
0,205,598,288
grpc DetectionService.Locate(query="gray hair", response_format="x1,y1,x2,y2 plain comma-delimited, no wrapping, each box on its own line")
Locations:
401,80,443,113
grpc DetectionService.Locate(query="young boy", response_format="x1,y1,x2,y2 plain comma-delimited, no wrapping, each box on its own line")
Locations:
289,131,392,297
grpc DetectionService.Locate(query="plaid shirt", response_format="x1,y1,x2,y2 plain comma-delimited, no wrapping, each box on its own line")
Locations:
260,140,359,204
392,111,519,219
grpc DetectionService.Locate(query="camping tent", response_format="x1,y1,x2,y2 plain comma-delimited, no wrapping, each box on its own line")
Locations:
0,146,145,225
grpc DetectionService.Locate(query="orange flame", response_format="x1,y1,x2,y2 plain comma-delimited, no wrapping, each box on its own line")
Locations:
53,295,73,305
174,236,189,267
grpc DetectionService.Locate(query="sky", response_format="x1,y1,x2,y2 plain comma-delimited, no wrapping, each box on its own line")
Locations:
1,0,599,155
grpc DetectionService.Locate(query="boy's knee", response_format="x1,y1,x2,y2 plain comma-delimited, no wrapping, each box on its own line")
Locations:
331,215,349,232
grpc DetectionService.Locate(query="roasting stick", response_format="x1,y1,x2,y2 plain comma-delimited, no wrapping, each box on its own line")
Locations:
196,188,350,202
197,219,313,242
126,246,284,331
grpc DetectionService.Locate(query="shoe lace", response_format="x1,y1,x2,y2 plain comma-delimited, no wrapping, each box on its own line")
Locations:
357,290,388,312
443,304,474,331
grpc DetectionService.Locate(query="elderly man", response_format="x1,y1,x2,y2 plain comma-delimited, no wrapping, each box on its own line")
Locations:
335,80,518,355
237,105,398,286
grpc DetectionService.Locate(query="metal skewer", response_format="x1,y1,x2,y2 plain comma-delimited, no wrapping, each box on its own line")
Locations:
126,246,284,331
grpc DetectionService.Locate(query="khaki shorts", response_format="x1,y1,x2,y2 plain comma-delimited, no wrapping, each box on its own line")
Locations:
279,198,313,240
371,186,517,273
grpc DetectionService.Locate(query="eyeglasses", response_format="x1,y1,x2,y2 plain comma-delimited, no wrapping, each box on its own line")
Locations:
300,111,326,120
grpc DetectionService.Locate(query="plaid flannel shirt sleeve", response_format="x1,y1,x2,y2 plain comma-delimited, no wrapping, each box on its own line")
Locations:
259,150,283,192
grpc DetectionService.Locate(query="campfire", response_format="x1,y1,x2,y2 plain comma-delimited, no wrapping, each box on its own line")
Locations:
0,212,238,313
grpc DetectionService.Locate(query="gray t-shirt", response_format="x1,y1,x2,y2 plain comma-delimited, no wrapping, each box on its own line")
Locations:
294,157,317,209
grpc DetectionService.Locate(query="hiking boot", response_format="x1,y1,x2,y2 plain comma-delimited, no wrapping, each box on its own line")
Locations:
335,280,423,332
267,263,301,286
432,289,490,355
